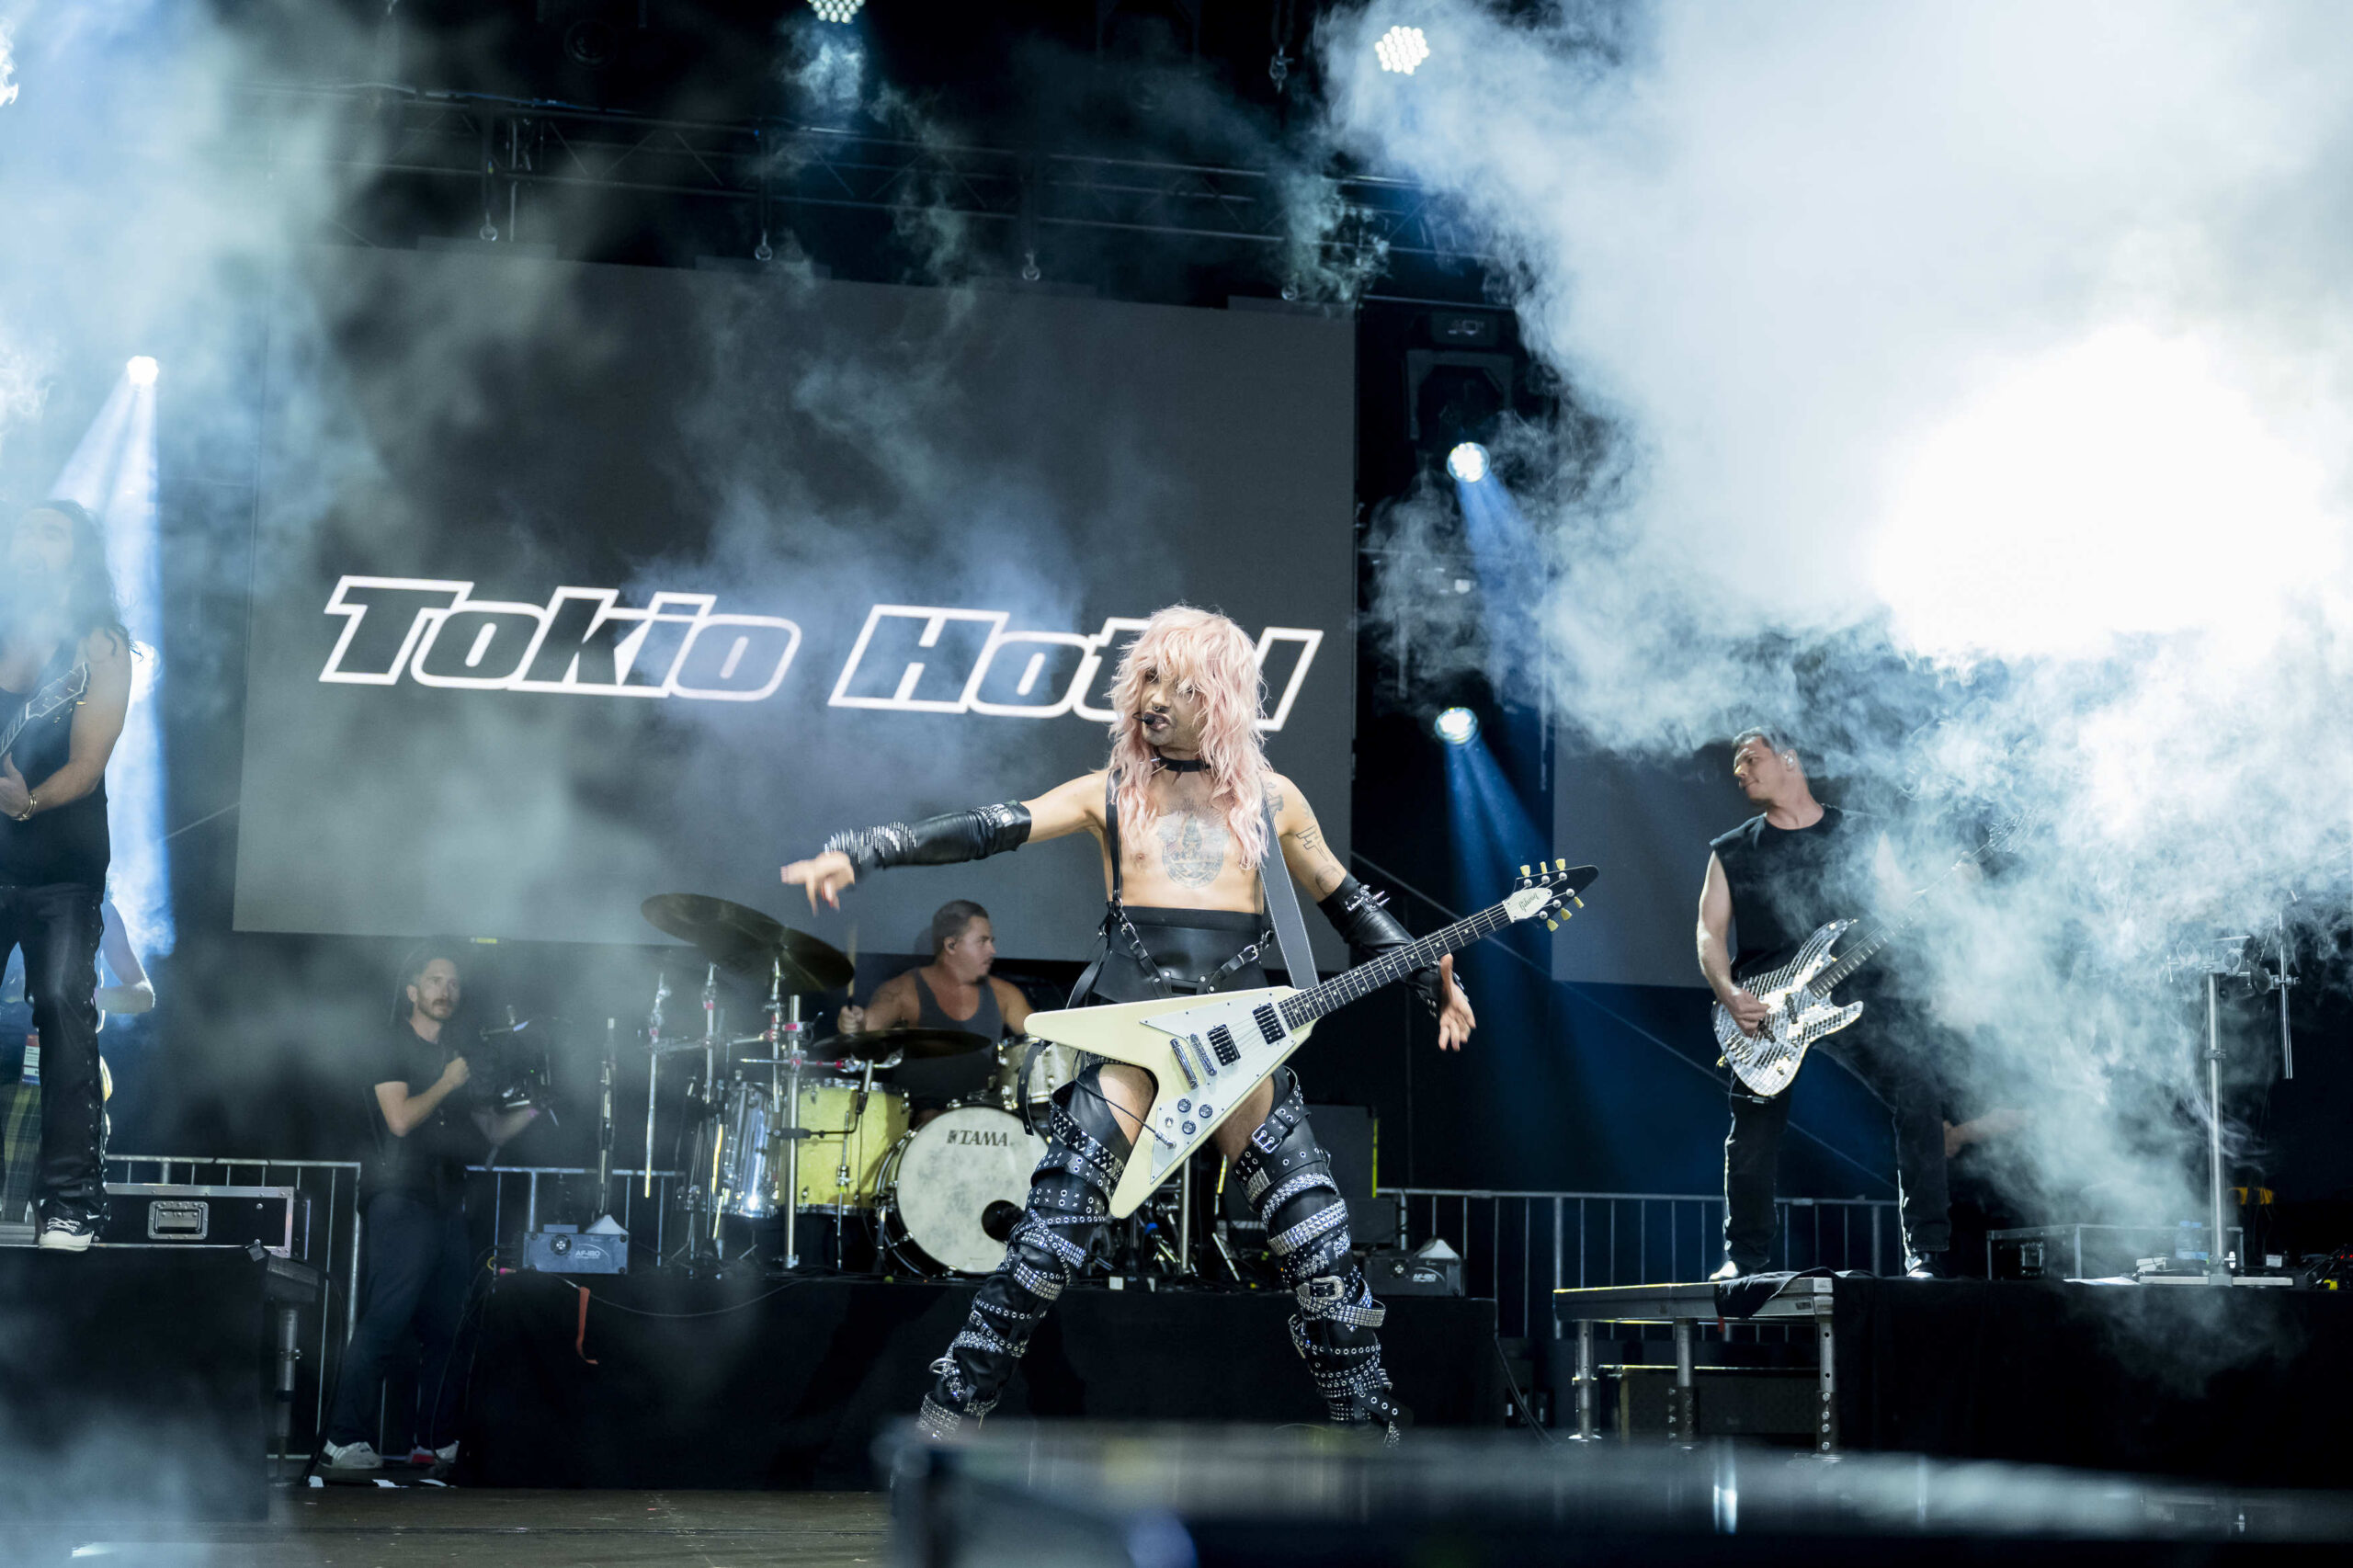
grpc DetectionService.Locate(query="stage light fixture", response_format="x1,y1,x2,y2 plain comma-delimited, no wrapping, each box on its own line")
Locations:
1447,441,1488,483
1435,707,1480,746
126,357,159,386
807,0,865,21
1375,26,1430,75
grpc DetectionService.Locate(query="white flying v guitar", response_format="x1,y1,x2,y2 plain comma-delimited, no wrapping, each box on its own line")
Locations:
1023,859,1598,1219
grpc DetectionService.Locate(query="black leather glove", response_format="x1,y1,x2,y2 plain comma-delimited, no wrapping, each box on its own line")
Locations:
823,801,1031,873
1317,876,1442,1016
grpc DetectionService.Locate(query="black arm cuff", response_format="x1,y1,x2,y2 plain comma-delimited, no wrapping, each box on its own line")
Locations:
1317,875,1442,1016
824,802,1031,874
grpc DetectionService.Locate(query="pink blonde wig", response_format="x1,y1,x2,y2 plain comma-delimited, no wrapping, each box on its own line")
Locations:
1106,605,1271,869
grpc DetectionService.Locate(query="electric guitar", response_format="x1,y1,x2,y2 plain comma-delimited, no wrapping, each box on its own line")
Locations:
0,663,89,778
1022,858,1598,1219
1713,818,2026,1098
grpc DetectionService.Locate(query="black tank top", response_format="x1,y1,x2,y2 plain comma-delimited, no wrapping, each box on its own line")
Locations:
892,970,1005,1108
910,969,1006,1040
1709,805,1870,973
0,640,109,890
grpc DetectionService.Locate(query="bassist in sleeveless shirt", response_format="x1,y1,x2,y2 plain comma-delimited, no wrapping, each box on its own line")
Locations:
785,605,1475,1441
0,502,135,1252
1696,727,1949,1279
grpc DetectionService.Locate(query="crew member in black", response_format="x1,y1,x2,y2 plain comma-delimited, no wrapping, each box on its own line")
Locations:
324,948,538,1471
1696,727,1950,1278
838,899,1032,1120
785,606,1476,1442
0,501,133,1253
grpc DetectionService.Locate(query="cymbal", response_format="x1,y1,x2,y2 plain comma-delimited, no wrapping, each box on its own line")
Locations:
811,1027,991,1062
640,892,854,994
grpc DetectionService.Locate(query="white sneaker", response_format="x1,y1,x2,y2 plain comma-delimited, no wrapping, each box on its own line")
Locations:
324,1439,383,1471
1708,1259,1744,1282
37,1217,97,1253
405,1442,458,1467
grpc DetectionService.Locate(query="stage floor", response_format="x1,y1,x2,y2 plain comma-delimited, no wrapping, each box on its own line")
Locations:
470,1271,1505,1489
16,1489,892,1567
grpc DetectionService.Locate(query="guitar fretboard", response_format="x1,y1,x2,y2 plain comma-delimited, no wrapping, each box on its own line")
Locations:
1812,832,2015,992
1278,901,1518,1030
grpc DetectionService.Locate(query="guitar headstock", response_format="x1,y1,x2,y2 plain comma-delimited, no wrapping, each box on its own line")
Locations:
1506,859,1601,930
1975,810,2038,861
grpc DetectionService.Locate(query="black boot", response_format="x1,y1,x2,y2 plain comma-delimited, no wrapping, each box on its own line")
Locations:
918,1071,1131,1439
1237,1072,1408,1443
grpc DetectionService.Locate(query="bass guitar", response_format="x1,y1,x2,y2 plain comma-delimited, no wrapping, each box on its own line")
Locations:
1023,858,1598,1219
0,663,90,778
1713,819,2025,1098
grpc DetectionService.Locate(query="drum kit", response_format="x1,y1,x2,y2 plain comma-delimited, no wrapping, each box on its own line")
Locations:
635,892,1076,1277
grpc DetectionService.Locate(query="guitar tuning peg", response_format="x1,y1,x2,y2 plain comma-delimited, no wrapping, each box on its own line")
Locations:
1545,918,1558,931
1519,864,1531,877
1572,896,1584,908
1554,858,1566,871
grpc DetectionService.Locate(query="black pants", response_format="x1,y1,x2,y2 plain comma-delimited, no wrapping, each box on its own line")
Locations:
0,882,106,1224
328,1193,475,1450
1723,1021,1949,1271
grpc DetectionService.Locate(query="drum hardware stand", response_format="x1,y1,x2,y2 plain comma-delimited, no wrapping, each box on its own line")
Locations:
590,1017,617,1223
699,964,726,1256
642,969,670,1200
765,957,819,1273
1175,1158,1198,1280
1209,1218,1246,1282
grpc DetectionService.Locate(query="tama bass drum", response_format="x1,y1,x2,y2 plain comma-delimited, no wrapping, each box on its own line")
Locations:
878,1103,1045,1276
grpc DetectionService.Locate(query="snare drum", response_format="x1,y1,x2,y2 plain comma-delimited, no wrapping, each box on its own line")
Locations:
876,1103,1046,1276
792,1076,910,1212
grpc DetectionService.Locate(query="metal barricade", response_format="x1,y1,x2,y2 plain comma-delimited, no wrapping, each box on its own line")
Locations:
1381,1187,1896,1341
465,1165,681,1264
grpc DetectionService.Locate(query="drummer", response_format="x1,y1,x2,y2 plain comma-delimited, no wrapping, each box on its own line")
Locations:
837,900,1030,1125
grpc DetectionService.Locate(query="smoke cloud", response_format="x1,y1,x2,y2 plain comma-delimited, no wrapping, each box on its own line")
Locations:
1318,1,2353,1248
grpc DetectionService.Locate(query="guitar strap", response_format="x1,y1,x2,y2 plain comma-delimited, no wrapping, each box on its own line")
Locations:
1256,794,1318,991
1060,769,1126,1011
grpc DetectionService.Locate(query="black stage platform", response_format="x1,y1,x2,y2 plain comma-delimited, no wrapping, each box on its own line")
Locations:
1840,1275,2353,1483
1555,1273,2353,1486
466,1272,1505,1489
0,1245,314,1523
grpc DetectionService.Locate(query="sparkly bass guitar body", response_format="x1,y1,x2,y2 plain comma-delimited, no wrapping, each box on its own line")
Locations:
1713,818,2027,1098
1714,921,1867,1098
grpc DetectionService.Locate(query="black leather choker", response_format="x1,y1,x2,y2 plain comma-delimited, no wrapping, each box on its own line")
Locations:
1155,756,1209,774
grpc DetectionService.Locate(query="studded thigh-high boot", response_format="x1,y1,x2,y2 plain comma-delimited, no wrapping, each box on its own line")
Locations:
917,1063,1133,1439
1235,1070,1409,1439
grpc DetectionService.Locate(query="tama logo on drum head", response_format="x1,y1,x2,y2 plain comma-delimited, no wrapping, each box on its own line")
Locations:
945,1129,1014,1147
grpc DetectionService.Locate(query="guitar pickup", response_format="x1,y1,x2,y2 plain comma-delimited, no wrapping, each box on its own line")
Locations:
1208,1025,1241,1067
1252,1004,1284,1046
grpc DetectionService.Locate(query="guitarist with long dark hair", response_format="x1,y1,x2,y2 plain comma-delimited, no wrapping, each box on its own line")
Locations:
1696,727,1950,1281
0,500,133,1252
784,605,1477,1442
